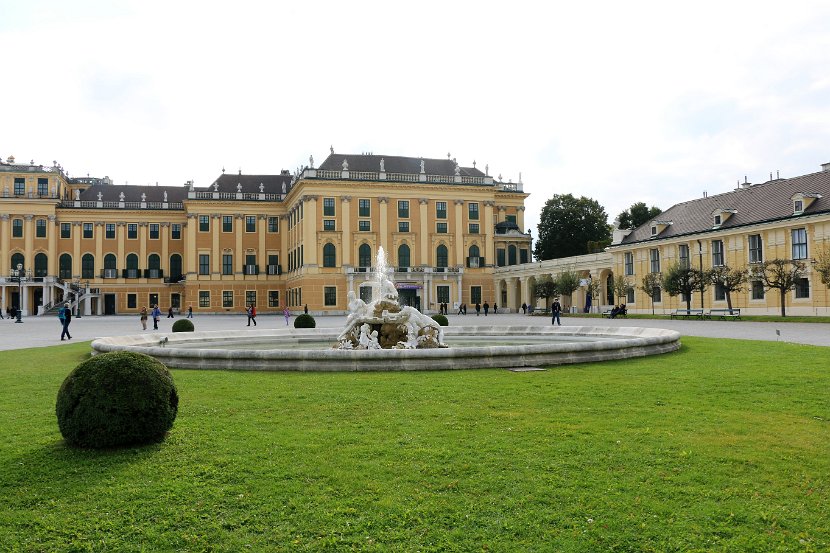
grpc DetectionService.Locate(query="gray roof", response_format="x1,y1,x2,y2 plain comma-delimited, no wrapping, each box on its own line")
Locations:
620,168,830,245
202,173,292,195
78,184,187,202
319,153,486,177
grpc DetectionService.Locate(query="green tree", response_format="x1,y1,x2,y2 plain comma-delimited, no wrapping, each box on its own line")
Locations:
661,263,706,311
707,265,748,314
534,194,611,260
640,273,662,315
534,278,558,312
617,202,662,230
612,275,631,304
751,259,807,317
585,277,602,314
815,244,830,287
556,269,581,310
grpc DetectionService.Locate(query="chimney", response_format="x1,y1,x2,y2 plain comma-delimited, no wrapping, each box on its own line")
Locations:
822,162,830,172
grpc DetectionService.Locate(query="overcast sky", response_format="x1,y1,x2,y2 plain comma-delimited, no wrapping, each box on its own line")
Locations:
3,0,830,241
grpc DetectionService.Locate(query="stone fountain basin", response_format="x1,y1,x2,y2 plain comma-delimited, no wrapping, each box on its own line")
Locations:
91,326,681,371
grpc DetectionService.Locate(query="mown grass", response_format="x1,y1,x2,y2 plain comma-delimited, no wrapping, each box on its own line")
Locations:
1,339,828,552
544,312,830,324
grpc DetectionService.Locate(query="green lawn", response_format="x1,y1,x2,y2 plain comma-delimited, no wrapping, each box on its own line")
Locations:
1,339,828,552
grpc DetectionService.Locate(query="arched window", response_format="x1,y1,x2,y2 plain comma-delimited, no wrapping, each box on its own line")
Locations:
606,274,614,305
81,253,95,279
148,254,160,270
11,252,24,271
169,254,182,280
34,253,48,277
468,245,480,268
104,253,117,269
358,244,372,268
126,254,139,269
397,244,410,269
323,243,336,267
436,244,448,268
59,253,72,279
508,245,517,266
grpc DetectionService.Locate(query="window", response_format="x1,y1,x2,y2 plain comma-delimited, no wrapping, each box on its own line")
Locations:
106,223,116,239
81,223,92,239
267,254,280,275
679,244,689,268
223,216,233,233
34,253,48,277
436,285,450,304
36,219,46,238
749,234,762,263
359,220,371,232
795,278,810,299
653,287,662,302
398,221,409,232
12,219,23,237
751,281,765,300
149,223,159,239
468,223,479,234
359,199,371,217
149,293,159,307
199,254,210,275
268,216,279,233
323,220,335,231
711,240,724,267
506,214,517,224
794,200,804,213
468,245,481,268
38,178,48,196
170,254,182,279
649,249,660,273
127,224,138,239
714,214,722,226
714,282,726,301
222,291,234,308
171,224,181,240
222,254,233,275
59,254,72,279
436,222,448,233
468,202,479,220
398,200,409,218
436,244,448,268
651,226,657,236
246,291,257,306
624,252,634,276
436,201,447,219
324,286,337,306
147,254,161,278
497,248,506,267
199,291,210,307
470,286,482,305
246,216,256,233
323,243,336,267
508,245,517,266
61,223,71,239
268,290,280,307
520,249,529,264
359,244,372,268
627,287,635,303
199,215,210,232
792,228,807,260
398,244,410,268
127,294,137,309
14,178,24,195
323,197,335,216
81,254,95,279
103,254,117,278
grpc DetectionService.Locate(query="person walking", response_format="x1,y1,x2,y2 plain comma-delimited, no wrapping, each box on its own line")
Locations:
483,301,490,316
59,302,72,340
551,299,562,326
152,304,161,330
187,305,193,318
140,306,148,330
493,303,498,314
167,306,174,318
247,304,257,326
475,302,481,316
304,304,308,315
283,306,291,326
522,302,527,314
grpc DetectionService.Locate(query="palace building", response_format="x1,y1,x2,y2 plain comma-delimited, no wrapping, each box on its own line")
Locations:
0,152,531,317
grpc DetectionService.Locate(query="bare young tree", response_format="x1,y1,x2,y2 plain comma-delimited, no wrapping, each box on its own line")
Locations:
556,268,581,311
707,265,748,314
534,277,558,313
814,244,830,288
640,272,662,315
612,274,631,305
585,277,602,314
751,259,807,317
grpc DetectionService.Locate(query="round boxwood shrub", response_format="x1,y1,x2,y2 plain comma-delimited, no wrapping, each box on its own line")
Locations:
431,314,449,326
294,313,316,328
56,351,179,449
172,318,194,333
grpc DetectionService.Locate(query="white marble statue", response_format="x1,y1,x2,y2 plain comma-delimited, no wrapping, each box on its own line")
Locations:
119,191,125,201
420,159,425,173
97,191,103,201
74,189,80,200
379,158,385,172
141,192,146,202
342,159,349,171
163,191,168,202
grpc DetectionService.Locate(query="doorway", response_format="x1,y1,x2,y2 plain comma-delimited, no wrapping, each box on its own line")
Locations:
104,294,116,315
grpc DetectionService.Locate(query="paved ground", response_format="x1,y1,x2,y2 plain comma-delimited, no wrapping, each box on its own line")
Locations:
1,311,828,351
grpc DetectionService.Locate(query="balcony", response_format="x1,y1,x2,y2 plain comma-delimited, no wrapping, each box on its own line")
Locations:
101,268,118,279
266,264,282,275
144,269,164,279
122,269,141,279
243,264,259,276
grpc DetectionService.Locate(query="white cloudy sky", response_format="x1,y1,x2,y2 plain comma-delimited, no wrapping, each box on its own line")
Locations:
3,0,830,239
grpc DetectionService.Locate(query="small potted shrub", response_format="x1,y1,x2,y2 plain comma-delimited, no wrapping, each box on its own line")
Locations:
56,352,179,449
431,314,449,326
294,313,316,328
172,319,194,332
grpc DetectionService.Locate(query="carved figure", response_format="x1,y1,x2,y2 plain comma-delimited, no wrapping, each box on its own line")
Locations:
342,159,349,171
74,189,80,200
141,192,146,202
420,159,425,173
97,192,103,201
119,191,125,201
379,158,385,172
163,191,168,202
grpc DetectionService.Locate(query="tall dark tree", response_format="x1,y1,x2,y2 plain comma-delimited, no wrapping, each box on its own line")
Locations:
661,263,706,311
617,202,662,230
534,194,610,260
751,259,807,317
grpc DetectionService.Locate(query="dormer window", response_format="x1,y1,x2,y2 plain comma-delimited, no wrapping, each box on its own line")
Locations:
794,199,804,213
712,208,737,228
714,214,722,226
651,226,657,236
649,220,672,237
791,193,821,214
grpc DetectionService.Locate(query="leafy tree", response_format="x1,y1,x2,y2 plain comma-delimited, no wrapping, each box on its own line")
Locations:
751,259,807,317
707,265,748,314
534,278,558,312
640,273,662,315
585,277,602,314
612,275,631,304
556,269,581,310
534,194,611,260
661,263,706,311
617,202,662,230
815,244,830,287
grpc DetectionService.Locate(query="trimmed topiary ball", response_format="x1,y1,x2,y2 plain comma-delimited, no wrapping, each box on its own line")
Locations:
294,313,316,328
172,319,194,332
432,314,449,326
56,352,179,449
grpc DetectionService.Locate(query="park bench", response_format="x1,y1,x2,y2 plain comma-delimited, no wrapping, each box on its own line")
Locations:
602,307,627,318
704,308,741,320
670,308,704,319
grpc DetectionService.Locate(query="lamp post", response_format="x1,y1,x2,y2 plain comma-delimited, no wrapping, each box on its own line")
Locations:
10,263,30,323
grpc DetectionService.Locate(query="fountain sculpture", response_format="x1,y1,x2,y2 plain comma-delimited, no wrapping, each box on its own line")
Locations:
337,248,445,349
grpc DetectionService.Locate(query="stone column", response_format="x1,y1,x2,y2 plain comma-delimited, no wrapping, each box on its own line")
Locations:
211,215,221,275
161,222,170,275
302,196,318,266
517,206,526,233
234,214,244,276
418,199,429,266
24,215,34,266
341,197,352,265
138,222,148,274
47,216,57,275
257,215,266,278
185,215,196,276
483,201,495,267
0,214,10,275
117,222,126,276
72,222,82,278
454,200,464,266
378,197,389,253
95,222,104,277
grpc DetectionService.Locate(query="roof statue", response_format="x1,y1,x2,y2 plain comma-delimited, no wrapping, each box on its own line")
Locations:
141,192,146,202
163,191,168,202
213,182,219,192
420,159,425,173
454,163,460,176
259,182,264,193
342,159,349,171
379,158,385,172
485,164,489,176
330,145,334,155
97,191,102,201
237,182,242,192
119,191,125,201
282,181,286,194
309,155,314,168
518,172,522,184
74,189,80,200
473,160,476,168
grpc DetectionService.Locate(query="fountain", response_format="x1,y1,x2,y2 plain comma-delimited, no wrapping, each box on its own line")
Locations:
336,248,445,350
